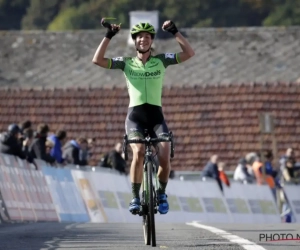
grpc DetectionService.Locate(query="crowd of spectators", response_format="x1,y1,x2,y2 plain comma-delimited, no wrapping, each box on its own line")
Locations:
0,120,129,175
1,120,299,222
2,120,298,185
0,121,180,179
201,148,300,223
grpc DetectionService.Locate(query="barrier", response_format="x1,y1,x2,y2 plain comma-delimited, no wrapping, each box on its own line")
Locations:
15,158,40,222
28,161,58,221
3,154,36,221
283,185,300,222
162,180,214,223
41,165,89,222
223,182,280,223
222,183,253,223
158,179,193,223
71,170,107,222
72,170,140,223
0,154,285,224
0,155,22,221
0,155,59,222
197,181,232,223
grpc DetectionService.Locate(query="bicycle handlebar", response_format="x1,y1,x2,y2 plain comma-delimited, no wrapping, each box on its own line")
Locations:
126,137,171,144
123,131,175,161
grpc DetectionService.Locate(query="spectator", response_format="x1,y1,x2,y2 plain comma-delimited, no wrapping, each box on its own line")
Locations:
250,152,262,182
201,154,223,193
19,120,32,133
29,123,55,164
99,142,127,175
280,148,299,184
218,162,230,187
99,152,112,168
80,137,96,165
18,120,32,146
278,148,299,223
0,124,26,160
279,148,296,172
252,150,275,189
48,130,67,164
22,128,35,164
262,150,278,178
233,158,254,184
46,140,55,157
63,137,88,166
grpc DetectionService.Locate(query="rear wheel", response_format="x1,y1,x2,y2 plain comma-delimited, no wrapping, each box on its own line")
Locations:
147,162,156,247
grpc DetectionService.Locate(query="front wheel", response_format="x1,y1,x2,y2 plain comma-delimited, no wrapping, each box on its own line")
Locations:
147,162,156,247
143,213,151,245
142,186,150,245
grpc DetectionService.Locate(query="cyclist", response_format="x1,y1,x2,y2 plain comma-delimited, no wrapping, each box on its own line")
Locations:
92,20,195,215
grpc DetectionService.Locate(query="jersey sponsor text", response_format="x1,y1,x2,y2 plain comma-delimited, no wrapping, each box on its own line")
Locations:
128,70,161,77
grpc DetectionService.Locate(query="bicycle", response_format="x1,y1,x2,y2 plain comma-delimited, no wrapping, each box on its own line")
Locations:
123,130,175,247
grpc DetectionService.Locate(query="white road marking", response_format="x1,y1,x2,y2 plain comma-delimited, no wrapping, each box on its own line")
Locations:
186,221,267,250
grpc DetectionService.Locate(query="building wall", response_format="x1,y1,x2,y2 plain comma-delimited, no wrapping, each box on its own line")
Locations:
0,83,299,170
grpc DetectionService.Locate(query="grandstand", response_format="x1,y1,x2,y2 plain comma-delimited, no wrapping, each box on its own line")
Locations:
0,27,300,170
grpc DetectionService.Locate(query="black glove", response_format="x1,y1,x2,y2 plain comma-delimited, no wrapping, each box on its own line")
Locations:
163,21,178,35
105,28,119,39
101,18,120,39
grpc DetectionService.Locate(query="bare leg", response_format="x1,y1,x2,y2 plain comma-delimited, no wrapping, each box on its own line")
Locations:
157,141,171,190
129,142,145,198
155,141,170,214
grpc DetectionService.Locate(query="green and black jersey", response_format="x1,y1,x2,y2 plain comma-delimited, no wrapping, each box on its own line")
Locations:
108,53,181,107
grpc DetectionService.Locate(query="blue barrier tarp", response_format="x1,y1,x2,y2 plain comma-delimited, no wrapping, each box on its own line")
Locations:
42,166,89,222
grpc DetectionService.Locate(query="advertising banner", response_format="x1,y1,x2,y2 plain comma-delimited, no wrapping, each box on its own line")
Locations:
42,166,89,222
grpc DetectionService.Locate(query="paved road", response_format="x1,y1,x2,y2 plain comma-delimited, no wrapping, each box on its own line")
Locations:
0,222,299,250
211,223,300,250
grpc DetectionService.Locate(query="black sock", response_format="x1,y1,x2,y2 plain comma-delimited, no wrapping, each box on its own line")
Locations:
158,180,168,195
132,183,141,199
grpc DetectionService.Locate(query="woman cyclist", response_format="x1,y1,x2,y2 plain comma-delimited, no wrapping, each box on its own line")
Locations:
92,20,195,215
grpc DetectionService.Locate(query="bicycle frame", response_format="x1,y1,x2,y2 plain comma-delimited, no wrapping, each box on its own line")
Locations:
123,133,174,206
123,131,174,247
142,141,160,214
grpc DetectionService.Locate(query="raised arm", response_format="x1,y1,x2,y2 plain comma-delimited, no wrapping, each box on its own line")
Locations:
174,32,195,63
92,38,111,68
92,20,121,68
162,20,195,63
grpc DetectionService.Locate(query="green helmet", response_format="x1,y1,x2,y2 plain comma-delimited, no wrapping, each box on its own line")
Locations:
130,22,156,39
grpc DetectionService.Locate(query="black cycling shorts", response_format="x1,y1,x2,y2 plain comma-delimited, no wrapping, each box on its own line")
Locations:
125,103,169,139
